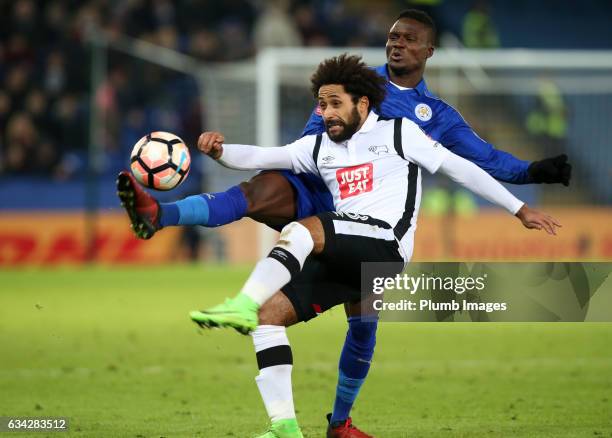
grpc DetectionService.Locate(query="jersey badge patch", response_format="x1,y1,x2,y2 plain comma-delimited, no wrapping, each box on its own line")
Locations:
336,163,373,199
368,145,389,155
415,103,432,121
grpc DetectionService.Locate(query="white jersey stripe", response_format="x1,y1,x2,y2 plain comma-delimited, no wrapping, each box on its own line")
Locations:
332,220,396,241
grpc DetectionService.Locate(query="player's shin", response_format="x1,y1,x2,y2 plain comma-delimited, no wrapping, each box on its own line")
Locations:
240,222,314,306
252,325,297,423
330,317,378,424
159,185,247,227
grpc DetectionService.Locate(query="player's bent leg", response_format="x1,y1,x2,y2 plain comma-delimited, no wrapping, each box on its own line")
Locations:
132,169,291,232
190,219,322,334
161,170,296,230
117,169,249,236
144,170,293,231
253,292,303,438
119,167,329,238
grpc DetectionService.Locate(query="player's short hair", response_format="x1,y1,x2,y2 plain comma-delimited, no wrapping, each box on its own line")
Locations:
397,9,437,43
310,54,387,112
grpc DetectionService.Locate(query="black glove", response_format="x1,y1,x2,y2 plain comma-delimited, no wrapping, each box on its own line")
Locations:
527,154,572,186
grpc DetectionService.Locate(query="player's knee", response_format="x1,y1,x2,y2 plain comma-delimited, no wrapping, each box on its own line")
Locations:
239,178,278,215
240,172,295,218
278,222,314,255
238,181,257,213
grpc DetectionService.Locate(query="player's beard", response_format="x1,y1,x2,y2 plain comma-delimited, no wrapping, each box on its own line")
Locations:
325,106,361,143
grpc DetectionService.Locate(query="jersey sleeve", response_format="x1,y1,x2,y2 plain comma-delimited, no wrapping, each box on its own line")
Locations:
218,144,293,170
438,107,530,184
218,136,317,173
284,135,319,174
401,118,450,174
438,151,524,214
300,106,326,137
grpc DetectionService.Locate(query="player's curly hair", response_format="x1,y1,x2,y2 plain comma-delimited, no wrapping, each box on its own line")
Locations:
310,54,387,112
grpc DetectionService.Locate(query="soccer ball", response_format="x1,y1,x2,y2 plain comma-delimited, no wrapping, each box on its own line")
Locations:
130,131,191,191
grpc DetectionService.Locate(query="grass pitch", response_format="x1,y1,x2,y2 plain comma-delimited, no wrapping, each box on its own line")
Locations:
1,265,611,437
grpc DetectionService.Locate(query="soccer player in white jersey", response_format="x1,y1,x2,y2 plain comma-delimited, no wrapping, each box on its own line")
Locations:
187,54,560,438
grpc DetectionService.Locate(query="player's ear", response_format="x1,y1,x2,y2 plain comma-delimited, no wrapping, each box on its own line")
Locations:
359,96,369,112
427,43,435,58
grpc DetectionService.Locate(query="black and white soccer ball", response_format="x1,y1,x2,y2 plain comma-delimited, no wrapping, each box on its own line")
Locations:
130,131,190,191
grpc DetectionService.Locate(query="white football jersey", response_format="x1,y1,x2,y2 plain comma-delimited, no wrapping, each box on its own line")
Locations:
285,111,449,262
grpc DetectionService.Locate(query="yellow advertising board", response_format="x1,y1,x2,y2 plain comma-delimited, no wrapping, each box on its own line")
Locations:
0,208,610,265
412,208,612,261
0,212,180,265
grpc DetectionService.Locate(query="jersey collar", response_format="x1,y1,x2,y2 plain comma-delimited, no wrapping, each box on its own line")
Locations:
377,64,428,96
355,111,379,135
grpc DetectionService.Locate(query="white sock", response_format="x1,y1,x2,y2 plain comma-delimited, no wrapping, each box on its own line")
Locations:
241,258,292,306
252,325,295,422
241,222,314,306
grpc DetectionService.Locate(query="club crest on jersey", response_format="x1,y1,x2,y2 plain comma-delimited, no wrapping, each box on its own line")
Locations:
336,163,373,199
368,145,389,155
415,103,432,121
333,211,370,221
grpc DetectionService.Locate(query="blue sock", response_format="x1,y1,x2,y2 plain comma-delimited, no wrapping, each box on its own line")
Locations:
330,317,378,424
159,186,247,227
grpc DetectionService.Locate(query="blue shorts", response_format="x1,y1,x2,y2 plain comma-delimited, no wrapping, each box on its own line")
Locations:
279,170,334,219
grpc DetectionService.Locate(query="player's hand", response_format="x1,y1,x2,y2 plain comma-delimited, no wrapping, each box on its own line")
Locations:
527,154,572,186
515,204,561,235
197,131,225,159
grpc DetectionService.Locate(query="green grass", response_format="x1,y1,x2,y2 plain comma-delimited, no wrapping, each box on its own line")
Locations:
1,266,611,437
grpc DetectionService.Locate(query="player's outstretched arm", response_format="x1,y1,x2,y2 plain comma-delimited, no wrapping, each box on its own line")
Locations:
440,117,572,185
437,152,561,235
197,131,293,171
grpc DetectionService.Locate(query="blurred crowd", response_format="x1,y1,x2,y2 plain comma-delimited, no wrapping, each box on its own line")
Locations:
0,0,410,180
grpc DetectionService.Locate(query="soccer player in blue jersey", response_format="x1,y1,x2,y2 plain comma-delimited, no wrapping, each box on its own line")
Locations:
118,9,571,437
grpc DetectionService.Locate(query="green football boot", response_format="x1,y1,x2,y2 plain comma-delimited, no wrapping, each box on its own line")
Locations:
190,293,259,335
253,418,304,438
